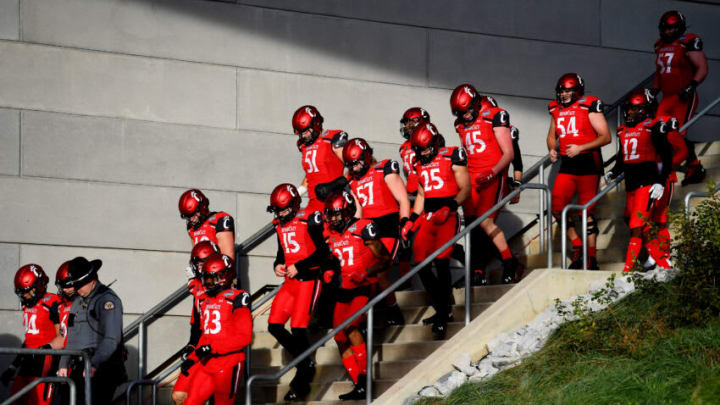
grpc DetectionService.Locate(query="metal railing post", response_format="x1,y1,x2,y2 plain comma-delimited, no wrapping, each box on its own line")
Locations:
581,209,588,270
138,321,146,405
545,186,553,268
464,232,471,326
561,206,569,269
539,163,546,252
0,377,76,405
366,306,374,403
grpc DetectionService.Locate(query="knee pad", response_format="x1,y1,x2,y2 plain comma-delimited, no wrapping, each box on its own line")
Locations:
268,323,286,339
586,216,599,236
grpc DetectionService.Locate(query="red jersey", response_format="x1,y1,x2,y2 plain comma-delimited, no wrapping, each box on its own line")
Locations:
326,218,380,289
454,107,510,171
548,96,604,175
58,297,72,348
399,141,419,194
414,147,467,200
655,33,703,95
196,288,252,369
187,211,235,246
298,130,348,200
22,293,61,348
350,159,401,219
616,117,670,191
273,209,327,281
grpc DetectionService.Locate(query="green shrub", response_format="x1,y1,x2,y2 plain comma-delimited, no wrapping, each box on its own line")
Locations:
669,181,720,324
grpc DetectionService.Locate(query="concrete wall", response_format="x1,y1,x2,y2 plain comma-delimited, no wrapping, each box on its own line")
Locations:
1,0,719,387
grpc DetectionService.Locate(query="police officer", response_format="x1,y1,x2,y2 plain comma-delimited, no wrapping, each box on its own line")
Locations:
56,257,127,404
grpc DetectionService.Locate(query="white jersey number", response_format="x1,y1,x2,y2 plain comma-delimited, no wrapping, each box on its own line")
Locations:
203,309,222,335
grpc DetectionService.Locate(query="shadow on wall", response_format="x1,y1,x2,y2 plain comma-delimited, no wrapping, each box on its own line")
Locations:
0,334,24,401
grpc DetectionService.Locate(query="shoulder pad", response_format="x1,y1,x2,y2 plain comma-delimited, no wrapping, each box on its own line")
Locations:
328,130,349,148
360,221,379,241
232,290,251,309
383,159,400,175
492,109,510,127
308,210,323,227
548,101,558,112
681,34,703,51
451,147,467,166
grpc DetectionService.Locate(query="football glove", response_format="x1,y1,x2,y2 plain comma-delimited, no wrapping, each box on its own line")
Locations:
432,206,451,225
475,168,495,187
649,183,665,200
679,80,698,101
195,345,212,360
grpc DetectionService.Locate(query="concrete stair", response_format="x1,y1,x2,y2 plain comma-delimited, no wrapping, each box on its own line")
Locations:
243,284,513,404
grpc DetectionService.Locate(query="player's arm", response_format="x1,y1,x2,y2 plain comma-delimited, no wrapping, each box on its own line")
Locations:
547,118,559,162
383,160,411,218
412,183,425,216
331,131,349,162
92,294,123,370
511,127,523,179
666,119,688,169
273,234,287,277
231,291,253,349
293,212,331,278
364,235,392,277
651,122,673,183
688,50,708,85
215,215,236,260
568,109,611,157
493,126,514,175
47,302,65,349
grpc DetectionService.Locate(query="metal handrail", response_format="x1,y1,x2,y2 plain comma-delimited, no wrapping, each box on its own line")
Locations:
1,376,76,405
684,184,720,216
245,182,552,404
561,173,625,270
0,348,92,405
561,93,720,269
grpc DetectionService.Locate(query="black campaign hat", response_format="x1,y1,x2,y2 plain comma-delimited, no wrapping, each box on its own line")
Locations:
66,256,102,288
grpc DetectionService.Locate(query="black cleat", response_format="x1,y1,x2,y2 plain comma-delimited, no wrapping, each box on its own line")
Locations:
568,247,583,270
385,304,405,326
287,360,315,400
451,244,466,265
422,308,453,325
502,258,523,284
339,374,367,401
587,257,599,271
431,320,447,340
682,162,706,186
471,270,488,286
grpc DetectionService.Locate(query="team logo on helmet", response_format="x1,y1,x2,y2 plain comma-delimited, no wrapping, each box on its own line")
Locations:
463,86,475,98
191,191,200,202
305,107,315,117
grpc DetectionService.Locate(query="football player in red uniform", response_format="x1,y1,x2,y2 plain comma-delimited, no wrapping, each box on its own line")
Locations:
172,241,218,405
179,189,235,261
266,183,336,400
547,73,612,270
2,264,64,405
54,262,74,349
651,10,709,185
451,84,524,285
323,190,391,400
605,89,673,272
180,253,252,405
344,137,410,326
408,122,470,339
292,105,351,212
397,107,430,285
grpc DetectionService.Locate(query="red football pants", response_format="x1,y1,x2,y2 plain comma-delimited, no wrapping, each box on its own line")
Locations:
9,355,54,405
184,354,244,405
463,172,505,218
268,278,322,328
412,211,459,262
333,292,370,345
657,92,698,135
552,173,600,214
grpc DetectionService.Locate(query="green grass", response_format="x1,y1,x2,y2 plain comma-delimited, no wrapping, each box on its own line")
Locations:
417,280,720,405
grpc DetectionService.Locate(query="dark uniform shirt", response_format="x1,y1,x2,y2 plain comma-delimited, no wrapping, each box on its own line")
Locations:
59,282,123,369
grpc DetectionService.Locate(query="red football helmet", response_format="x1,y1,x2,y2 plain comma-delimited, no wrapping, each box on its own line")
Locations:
14,264,49,307
179,189,210,226
411,122,441,165
555,73,585,106
400,107,430,139
659,10,686,43
55,261,73,298
450,83,482,123
324,190,357,232
267,183,302,224
201,253,234,296
292,105,324,146
623,88,656,126
479,96,498,110
343,138,374,179
190,241,220,278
